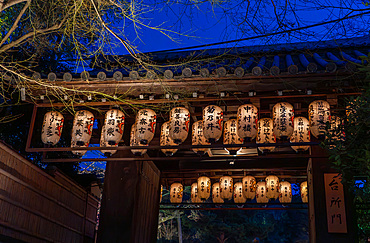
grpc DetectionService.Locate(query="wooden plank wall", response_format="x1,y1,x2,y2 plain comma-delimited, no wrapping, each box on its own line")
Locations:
0,142,99,243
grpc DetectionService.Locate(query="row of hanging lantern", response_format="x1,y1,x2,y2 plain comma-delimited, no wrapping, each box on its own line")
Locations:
41,100,334,156
166,175,308,204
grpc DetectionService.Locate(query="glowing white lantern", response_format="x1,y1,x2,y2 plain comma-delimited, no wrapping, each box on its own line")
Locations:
279,181,292,203
103,109,125,145
135,109,156,144
191,183,202,203
327,115,344,143
71,110,94,146
160,185,163,203
219,175,233,200
130,123,147,156
170,182,183,203
41,111,64,145
100,125,117,156
223,119,243,155
192,121,210,155
212,182,224,203
160,121,178,156
256,181,269,203
237,104,258,141
233,182,246,203
71,137,87,156
300,181,308,203
308,100,331,138
197,176,211,200
242,176,256,200
169,107,190,144
256,118,276,153
290,117,310,152
272,102,294,139
265,175,280,200
203,105,224,143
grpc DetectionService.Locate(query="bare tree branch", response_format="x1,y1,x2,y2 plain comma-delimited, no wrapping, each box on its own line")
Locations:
0,0,28,12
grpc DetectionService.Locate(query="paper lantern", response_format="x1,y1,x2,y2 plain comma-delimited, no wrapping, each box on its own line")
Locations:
223,119,243,155
237,104,258,141
130,123,147,156
160,185,163,203
256,181,269,203
290,117,310,152
308,100,331,138
100,125,117,156
212,182,224,203
135,109,156,144
170,182,183,203
327,115,345,143
242,176,256,200
219,175,233,200
265,175,280,200
169,107,190,144
279,181,292,203
300,181,308,203
41,111,64,145
233,182,246,203
272,102,294,139
192,121,210,155
191,183,202,203
197,176,211,200
160,121,178,156
256,118,276,153
71,110,94,146
203,105,224,143
103,109,125,145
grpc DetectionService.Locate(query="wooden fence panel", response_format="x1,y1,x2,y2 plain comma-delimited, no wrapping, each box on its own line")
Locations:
0,142,99,243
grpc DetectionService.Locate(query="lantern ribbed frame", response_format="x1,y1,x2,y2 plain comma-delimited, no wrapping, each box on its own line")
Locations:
103,109,125,145
308,100,331,138
256,181,269,203
290,117,310,152
242,176,256,200
233,182,246,203
256,118,276,153
202,105,224,143
212,182,224,203
272,102,294,140
300,181,308,203
135,109,156,145
41,111,64,145
279,181,292,203
71,110,94,147
100,125,117,156
219,175,233,200
223,119,243,155
130,123,148,156
237,104,258,141
160,121,178,156
192,121,210,155
191,182,202,203
169,107,190,144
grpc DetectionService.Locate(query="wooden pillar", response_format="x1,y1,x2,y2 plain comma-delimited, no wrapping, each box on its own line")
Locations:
308,145,357,243
97,150,161,243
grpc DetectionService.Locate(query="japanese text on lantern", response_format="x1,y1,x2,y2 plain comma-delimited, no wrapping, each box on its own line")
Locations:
324,173,347,233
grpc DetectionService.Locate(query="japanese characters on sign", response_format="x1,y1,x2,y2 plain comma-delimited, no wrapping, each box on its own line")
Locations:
279,181,292,203
219,175,233,200
324,173,347,233
192,120,210,155
160,121,178,156
266,175,280,200
71,110,94,148
191,182,202,203
308,100,331,138
242,176,257,200
71,137,88,156
41,111,64,145
327,115,345,146
290,117,310,152
300,181,308,203
272,102,294,139
237,104,258,141
197,176,211,200
256,118,276,153
256,181,269,203
170,182,183,203
100,125,117,156
233,182,247,203
202,105,224,143
212,182,224,203
135,109,157,145
169,107,190,144
223,119,243,155
103,109,125,145
130,123,148,156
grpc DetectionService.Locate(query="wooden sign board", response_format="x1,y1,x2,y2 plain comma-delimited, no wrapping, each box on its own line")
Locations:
324,173,347,233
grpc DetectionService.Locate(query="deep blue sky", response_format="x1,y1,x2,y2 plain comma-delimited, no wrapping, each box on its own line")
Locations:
109,1,370,55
